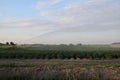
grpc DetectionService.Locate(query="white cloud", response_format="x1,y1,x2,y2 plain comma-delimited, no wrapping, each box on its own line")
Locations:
0,17,60,30
1,0,120,32
39,0,120,32
1,0,120,44
36,0,61,9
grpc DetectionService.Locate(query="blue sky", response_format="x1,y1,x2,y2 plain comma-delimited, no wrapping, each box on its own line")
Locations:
0,0,120,44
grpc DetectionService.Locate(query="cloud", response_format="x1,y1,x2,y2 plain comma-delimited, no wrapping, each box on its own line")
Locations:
36,0,61,9
1,0,120,34
1,0,120,44
39,0,120,32
0,17,60,31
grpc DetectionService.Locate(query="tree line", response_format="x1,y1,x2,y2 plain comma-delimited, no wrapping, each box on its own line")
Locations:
0,42,16,46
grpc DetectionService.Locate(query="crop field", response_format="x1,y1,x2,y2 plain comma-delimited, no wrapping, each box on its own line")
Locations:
0,45,120,59
0,45,120,80
1,0,120,79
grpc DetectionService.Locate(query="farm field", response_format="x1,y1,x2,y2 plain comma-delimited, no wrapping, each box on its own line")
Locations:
0,0,120,79
0,45,120,80
0,45,120,59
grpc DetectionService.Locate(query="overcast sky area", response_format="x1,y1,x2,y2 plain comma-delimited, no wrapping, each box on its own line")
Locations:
0,0,120,44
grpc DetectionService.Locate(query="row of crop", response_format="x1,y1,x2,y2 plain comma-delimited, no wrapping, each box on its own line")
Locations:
0,48,120,59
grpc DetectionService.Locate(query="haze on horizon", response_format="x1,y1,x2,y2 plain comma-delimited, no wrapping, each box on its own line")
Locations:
0,0,120,44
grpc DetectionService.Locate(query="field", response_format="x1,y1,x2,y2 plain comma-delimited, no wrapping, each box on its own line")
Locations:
0,45,120,59
0,45,120,80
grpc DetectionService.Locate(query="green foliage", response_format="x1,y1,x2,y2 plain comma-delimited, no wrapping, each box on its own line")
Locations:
0,46,120,59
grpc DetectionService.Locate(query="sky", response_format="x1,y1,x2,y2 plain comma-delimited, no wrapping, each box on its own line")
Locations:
0,0,120,44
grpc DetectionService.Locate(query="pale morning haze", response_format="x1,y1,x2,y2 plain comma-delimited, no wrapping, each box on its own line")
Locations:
0,0,120,44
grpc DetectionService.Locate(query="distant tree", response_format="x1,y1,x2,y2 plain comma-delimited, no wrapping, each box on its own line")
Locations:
77,43,82,46
60,44,67,46
6,42,9,45
69,43,74,46
10,42,16,46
